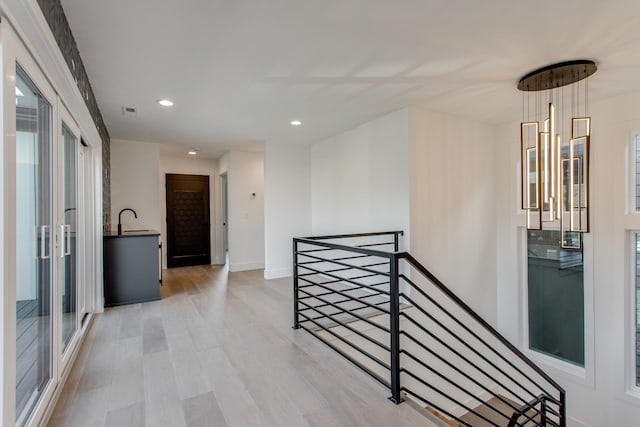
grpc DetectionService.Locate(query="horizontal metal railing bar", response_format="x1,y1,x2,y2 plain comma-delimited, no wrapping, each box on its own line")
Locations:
300,252,379,263
297,276,390,296
300,261,388,275
297,283,389,299
400,386,473,427
298,312,391,371
297,241,395,254
332,254,381,261
297,252,391,277
401,351,534,427
297,278,390,294
298,324,391,389
297,276,363,289
297,258,390,272
295,238,393,259
401,368,501,427
297,253,372,263
360,261,391,268
399,275,558,404
400,304,540,403
297,288,391,334
399,332,543,426
297,266,391,295
298,299,387,317
354,242,395,248
298,303,388,324
399,318,538,409
298,287,388,302
298,270,380,282
300,262,387,276
297,300,391,352
298,277,391,314
295,247,335,254
299,230,404,241
298,294,389,316
398,252,565,396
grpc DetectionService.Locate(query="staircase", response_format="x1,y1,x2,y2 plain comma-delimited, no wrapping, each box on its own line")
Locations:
292,231,565,427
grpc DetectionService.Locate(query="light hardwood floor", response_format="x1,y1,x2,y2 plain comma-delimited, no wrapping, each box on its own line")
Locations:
48,265,439,427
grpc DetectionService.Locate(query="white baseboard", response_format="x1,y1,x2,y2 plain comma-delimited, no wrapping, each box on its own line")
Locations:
264,267,292,280
229,261,265,272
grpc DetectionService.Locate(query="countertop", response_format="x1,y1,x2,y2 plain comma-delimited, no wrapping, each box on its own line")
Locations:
104,230,161,238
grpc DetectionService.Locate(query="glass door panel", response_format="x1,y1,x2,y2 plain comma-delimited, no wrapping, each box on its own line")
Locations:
15,64,53,425
60,122,78,353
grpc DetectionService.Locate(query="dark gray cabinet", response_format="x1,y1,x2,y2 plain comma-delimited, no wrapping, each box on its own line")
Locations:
103,231,160,307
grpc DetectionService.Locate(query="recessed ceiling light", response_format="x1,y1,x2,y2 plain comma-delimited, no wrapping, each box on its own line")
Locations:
188,150,197,155
290,120,302,126
158,99,174,107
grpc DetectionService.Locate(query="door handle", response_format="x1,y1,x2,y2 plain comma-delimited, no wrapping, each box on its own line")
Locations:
59,224,65,258
40,225,50,259
65,224,71,256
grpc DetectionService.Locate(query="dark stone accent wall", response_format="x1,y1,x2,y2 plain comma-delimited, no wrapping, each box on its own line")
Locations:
36,0,111,232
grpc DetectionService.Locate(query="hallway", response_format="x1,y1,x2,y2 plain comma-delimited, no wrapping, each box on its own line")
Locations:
48,266,437,427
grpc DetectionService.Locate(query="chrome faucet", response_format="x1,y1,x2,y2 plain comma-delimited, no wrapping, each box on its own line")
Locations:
117,208,137,235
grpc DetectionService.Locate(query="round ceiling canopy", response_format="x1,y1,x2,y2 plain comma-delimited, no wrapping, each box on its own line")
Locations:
517,60,597,92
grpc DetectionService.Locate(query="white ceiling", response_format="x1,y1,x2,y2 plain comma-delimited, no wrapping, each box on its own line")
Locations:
60,0,640,158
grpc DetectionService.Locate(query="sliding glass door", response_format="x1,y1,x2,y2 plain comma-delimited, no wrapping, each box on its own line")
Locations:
1,17,99,427
14,64,53,426
13,64,83,426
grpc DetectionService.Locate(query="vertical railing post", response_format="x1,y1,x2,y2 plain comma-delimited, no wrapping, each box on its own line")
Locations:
540,398,547,426
393,232,400,252
559,390,566,427
388,253,402,404
292,238,300,329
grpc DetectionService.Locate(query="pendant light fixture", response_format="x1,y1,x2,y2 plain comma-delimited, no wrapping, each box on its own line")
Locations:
518,60,597,249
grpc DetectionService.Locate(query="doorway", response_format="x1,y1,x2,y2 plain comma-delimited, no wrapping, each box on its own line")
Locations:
165,174,211,267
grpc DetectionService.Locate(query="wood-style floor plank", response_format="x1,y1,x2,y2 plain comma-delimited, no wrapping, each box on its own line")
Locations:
49,264,438,427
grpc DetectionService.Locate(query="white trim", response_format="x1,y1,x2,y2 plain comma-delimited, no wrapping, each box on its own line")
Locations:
58,102,82,372
625,231,640,400
264,267,292,280
625,131,640,215
229,261,265,272
0,19,13,427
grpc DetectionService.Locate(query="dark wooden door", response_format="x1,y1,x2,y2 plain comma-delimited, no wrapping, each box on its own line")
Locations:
166,174,211,267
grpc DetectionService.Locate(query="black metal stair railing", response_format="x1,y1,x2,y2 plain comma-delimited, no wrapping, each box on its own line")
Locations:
292,231,566,427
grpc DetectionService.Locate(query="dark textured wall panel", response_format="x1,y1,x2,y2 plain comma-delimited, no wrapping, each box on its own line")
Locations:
36,0,111,232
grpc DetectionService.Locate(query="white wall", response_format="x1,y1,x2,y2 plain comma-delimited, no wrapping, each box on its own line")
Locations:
264,142,311,279
311,109,410,249
110,139,161,233
408,107,497,324
225,150,265,272
495,91,640,427
159,153,220,268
